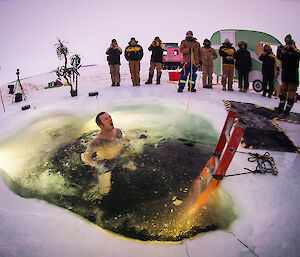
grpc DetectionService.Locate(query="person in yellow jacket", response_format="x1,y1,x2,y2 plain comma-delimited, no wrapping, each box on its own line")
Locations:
125,37,144,86
219,39,236,91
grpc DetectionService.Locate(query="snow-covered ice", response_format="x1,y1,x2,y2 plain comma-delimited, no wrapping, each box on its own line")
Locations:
0,64,300,257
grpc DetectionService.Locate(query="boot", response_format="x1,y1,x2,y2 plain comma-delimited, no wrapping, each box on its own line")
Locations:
274,96,286,113
116,82,120,87
222,85,226,91
228,85,234,91
203,84,212,89
283,99,294,117
177,86,184,93
156,73,161,84
111,82,116,87
145,74,153,84
188,87,196,92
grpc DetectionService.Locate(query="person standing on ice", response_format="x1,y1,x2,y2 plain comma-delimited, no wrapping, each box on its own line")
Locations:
275,34,300,116
125,37,143,86
81,112,136,196
106,39,122,87
219,39,236,91
145,36,165,85
234,40,252,92
177,31,201,92
200,38,217,89
258,44,280,98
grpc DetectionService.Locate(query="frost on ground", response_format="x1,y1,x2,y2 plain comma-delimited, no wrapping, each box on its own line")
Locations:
0,64,300,257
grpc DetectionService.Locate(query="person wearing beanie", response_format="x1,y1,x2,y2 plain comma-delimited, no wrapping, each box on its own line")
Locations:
200,38,217,89
219,39,236,91
106,39,122,87
258,44,279,97
177,31,201,93
145,36,165,85
275,34,300,116
234,40,252,92
125,37,144,86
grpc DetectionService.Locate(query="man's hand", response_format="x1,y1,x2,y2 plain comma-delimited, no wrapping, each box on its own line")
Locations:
96,163,109,175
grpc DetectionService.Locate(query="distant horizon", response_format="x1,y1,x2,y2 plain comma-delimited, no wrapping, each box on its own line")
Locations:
0,0,299,85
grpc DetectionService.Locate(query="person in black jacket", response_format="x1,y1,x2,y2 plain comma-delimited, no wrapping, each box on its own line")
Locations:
145,36,165,85
259,44,280,98
275,34,300,116
106,39,122,86
234,41,251,92
125,37,143,86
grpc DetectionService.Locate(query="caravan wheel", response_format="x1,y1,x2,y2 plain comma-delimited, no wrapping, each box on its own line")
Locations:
253,80,263,92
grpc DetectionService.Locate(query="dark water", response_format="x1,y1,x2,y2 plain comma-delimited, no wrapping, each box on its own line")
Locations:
0,104,238,242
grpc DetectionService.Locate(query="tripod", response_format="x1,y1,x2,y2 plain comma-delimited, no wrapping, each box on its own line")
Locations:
12,69,27,103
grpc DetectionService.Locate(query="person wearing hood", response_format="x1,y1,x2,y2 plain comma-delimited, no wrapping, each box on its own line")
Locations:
200,38,217,89
106,39,122,87
145,36,165,85
125,37,144,86
219,39,236,91
275,34,300,116
234,41,252,92
177,31,201,93
259,44,280,98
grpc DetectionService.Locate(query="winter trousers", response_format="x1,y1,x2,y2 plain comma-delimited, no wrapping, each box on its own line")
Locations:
262,73,274,96
279,82,297,100
178,64,198,89
221,65,234,89
238,70,249,90
129,60,141,85
202,64,213,86
109,64,120,83
149,62,162,76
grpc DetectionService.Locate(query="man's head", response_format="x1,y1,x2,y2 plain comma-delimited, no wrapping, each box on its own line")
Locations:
285,34,293,45
224,38,230,44
154,36,160,42
130,37,137,45
96,112,114,129
186,30,193,38
263,44,272,53
111,39,117,46
203,38,211,47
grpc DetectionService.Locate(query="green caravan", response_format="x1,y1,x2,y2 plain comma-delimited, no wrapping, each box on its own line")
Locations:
210,29,282,92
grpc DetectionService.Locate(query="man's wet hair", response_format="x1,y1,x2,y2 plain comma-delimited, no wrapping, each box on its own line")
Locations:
96,112,106,126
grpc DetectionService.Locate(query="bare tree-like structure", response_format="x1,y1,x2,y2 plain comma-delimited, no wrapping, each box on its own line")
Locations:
55,39,81,96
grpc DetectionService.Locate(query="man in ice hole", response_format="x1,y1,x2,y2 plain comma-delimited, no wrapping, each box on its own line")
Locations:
81,112,136,195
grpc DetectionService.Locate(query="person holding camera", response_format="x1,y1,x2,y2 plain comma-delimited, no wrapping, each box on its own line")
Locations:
125,37,144,86
106,39,122,87
145,36,165,85
219,39,236,91
275,34,300,116
177,31,201,93
258,44,279,97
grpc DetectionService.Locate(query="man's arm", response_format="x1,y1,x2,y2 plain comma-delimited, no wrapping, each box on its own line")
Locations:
81,143,97,167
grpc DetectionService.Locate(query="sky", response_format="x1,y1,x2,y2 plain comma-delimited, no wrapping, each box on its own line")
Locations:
0,0,300,85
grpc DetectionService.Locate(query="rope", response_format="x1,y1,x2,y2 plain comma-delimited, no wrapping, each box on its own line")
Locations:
212,151,278,180
185,48,194,114
229,232,260,257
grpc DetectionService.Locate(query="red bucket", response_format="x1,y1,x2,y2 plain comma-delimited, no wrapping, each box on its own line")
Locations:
168,71,181,81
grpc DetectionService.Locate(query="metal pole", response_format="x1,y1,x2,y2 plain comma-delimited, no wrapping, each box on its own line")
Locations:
0,88,6,112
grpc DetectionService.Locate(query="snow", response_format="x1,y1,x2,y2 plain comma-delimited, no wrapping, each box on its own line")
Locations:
1,64,300,257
